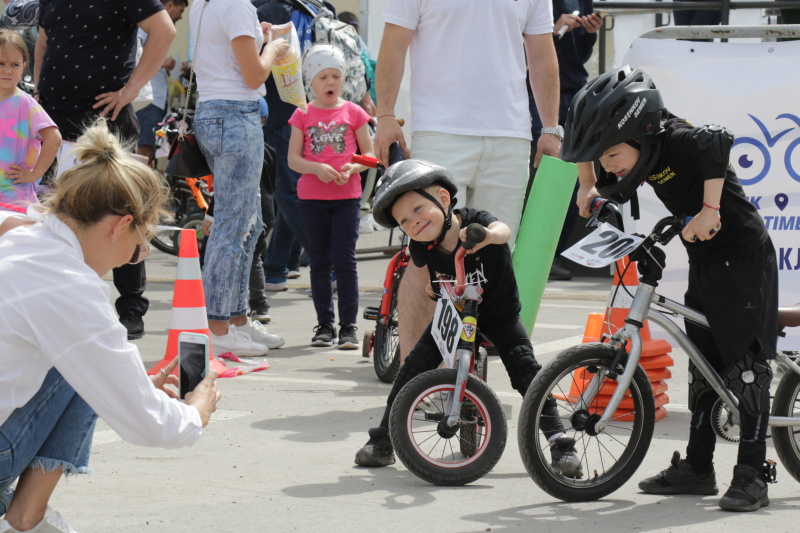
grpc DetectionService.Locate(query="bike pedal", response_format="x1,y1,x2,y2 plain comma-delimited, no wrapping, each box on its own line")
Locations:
363,306,380,321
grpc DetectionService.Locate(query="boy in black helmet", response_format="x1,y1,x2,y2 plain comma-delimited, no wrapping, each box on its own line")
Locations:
354,159,580,476
563,65,778,512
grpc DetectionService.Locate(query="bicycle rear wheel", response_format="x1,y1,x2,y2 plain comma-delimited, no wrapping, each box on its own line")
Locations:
373,266,404,383
771,369,800,483
518,343,655,501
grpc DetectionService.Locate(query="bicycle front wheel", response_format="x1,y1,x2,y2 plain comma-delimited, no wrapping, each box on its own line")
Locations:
771,369,800,483
390,369,507,486
518,343,655,501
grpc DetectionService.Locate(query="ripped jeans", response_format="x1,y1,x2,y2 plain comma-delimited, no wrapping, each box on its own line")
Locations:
0,369,97,515
195,100,264,320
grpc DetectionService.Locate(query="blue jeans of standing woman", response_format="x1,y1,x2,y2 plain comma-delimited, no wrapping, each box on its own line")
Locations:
0,369,97,515
195,100,264,321
299,198,360,326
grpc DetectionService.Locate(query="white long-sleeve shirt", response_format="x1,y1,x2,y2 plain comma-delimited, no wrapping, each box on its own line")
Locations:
0,212,203,448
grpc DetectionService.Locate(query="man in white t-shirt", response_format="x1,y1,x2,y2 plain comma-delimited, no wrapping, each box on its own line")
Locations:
136,0,187,165
373,0,562,360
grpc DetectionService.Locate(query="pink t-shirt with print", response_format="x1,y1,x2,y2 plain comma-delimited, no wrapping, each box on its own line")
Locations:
0,90,57,211
289,101,370,201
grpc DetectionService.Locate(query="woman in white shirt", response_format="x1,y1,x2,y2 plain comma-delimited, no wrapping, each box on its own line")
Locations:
0,120,221,533
189,0,288,356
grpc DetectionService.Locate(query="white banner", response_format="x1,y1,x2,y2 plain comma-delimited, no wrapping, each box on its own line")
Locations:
623,38,800,350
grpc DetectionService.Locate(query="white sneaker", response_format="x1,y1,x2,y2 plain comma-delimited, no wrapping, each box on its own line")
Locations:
0,507,78,533
210,325,269,357
239,317,285,350
359,213,375,234
286,269,301,279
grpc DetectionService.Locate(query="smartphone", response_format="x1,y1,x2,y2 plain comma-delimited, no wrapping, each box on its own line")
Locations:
594,10,609,19
178,332,209,400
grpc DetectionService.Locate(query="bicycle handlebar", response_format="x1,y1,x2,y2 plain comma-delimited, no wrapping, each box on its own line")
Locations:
454,224,487,296
350,142,405,170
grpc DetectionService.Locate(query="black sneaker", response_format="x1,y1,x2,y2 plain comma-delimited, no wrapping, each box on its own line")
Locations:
550,437,584,478
311,323,336,347
718,464,770,512
548,260,573,281
638,451,718,495
354,427,395,467
338,324,359,350
119,310,144,340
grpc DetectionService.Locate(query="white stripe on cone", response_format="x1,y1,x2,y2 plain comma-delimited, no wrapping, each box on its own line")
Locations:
169,306,210,330
176,256,203,281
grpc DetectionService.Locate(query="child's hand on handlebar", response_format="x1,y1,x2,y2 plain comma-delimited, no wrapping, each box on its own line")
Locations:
460,221,510,254
682,209,721,243
424,280,436,299
577,184,601,218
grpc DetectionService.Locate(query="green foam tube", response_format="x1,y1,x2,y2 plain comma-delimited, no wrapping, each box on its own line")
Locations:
512,155,578,335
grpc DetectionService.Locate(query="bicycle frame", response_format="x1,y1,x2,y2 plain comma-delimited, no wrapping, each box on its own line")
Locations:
584,254,800,435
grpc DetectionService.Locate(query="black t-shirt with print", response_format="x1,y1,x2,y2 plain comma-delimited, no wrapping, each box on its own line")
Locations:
38,0,164,112
409,207,521,323
645,116,768,263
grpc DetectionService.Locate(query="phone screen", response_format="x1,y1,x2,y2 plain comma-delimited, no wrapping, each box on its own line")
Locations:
179,340,207,400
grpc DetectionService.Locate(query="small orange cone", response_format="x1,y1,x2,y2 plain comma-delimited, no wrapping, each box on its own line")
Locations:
557,257,675,420
148,229,227,376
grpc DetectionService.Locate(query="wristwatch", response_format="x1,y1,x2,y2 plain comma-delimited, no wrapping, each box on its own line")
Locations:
541,125,565,141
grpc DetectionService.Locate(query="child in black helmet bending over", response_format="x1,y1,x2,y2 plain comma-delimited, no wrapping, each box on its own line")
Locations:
562,65,778,512
353,159,581,476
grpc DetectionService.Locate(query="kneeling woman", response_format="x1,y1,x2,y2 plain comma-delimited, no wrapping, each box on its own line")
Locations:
0,120,221,533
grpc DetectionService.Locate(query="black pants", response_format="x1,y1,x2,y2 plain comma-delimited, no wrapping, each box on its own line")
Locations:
44,105,148,317
683,239,778,472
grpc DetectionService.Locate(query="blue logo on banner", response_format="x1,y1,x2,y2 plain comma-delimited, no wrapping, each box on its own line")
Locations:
731,113,800,185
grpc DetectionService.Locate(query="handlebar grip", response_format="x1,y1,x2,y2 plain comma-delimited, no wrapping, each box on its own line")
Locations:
461,223,486,250
351,153,380,168
388,142,406,166
591,197,606,212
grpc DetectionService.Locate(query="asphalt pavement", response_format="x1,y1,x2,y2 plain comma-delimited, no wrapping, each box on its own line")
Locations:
50,228,799,532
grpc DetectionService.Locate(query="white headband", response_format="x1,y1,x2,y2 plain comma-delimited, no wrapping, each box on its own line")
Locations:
302,45,346,86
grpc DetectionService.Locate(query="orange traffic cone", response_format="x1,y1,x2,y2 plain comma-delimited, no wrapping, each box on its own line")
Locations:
148,229,227,376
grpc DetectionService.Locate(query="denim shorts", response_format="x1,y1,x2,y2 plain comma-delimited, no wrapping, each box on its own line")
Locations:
135,103,166,147
0,369,97,515
195,100,264,320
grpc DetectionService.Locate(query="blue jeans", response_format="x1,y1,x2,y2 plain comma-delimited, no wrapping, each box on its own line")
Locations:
195,100,264,321
0,369,98,515
299,199,360,325
264,124,309,279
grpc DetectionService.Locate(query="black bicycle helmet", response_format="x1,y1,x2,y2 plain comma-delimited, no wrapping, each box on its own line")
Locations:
372,159,458,244
562,66,666,205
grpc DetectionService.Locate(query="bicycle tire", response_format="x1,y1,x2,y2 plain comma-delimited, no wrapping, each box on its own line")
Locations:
170,213,205,254
390,369,507,486
771,369,800,483
373,266,404,383
151,211,181,255
518,343,655,501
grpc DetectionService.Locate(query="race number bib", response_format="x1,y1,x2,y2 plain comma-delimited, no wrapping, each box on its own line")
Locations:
561,223,644,268
432,297,463,368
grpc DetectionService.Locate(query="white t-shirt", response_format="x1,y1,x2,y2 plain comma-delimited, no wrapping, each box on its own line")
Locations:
190,0,266,103
0,213,203,448
384,0,553,140
138,29,169,110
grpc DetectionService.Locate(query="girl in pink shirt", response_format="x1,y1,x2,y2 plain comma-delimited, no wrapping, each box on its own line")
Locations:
288,45,373,349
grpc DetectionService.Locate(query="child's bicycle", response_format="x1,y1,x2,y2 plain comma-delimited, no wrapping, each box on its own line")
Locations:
361,232,408,382
352,144,408,383
517,199,800,502
383,223,505,486
149,108,212,255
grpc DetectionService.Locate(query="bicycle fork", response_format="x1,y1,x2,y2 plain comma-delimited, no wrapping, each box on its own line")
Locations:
439,301,479,438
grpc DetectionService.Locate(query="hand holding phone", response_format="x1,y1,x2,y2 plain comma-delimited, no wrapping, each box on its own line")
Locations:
178,332,210,400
